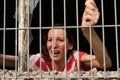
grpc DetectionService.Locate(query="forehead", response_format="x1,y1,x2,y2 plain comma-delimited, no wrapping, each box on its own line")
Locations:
48,29,64,37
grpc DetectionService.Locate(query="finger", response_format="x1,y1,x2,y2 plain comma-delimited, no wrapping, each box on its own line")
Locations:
82,13,93,26
86,5,97,12
83,12,99,25
88,16,98,25
86,3,98,11
85,0,97,8
85,8,99,16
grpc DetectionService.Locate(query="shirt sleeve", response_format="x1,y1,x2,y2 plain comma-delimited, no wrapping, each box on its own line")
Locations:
29,54,41,70
29,53,51,71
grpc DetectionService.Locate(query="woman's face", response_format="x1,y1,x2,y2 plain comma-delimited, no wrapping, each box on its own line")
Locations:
47,29,73,62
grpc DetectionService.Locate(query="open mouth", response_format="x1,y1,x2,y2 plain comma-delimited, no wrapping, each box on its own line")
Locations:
51,51,60,54
51,51,60,57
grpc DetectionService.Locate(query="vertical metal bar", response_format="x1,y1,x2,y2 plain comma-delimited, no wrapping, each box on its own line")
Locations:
18,0,25,72
15,0,18,79
39,0,42,79
89,23,93,79
18,0,29,73
114,0,119,78
76,0,80,79
63,0,67,79
26,0,30,79
51,0,55,79
3,0,6,79
101,0,106,78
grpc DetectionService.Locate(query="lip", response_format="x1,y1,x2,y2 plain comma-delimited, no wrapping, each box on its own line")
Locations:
51,51,60,57
53,54,59,57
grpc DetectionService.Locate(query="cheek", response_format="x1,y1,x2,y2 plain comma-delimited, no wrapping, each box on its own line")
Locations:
47,42,51,50
59,43,65,51
59,41,70,50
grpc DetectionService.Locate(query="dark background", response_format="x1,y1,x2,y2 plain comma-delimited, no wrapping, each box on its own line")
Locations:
0,0,120,70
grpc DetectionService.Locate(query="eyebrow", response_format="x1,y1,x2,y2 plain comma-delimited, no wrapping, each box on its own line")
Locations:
47,36,64,39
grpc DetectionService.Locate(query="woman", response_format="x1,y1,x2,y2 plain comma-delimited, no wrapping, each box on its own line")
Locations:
0,0,112,71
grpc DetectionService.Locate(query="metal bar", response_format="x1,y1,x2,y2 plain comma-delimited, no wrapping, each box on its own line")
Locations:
89,24,93,79
3,0,6,79
76,0,80,79
0,25,120,31
63,0,67,79
114,0,119,78
15,0,18,79
51,0,55,79
18,0,25,72
18,0,29,72
101,0,107,78
39,0,42,79
26,0,30,79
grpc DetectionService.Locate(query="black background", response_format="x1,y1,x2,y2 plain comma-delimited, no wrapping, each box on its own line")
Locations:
0,0,120,70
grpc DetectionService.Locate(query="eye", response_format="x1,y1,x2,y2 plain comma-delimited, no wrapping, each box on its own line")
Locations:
47,38,52,42
57,38,64,42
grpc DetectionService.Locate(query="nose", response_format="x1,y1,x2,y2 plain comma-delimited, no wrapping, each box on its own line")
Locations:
53,40,58,48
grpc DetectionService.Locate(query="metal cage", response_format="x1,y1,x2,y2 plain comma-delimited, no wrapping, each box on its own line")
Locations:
0,0,120,80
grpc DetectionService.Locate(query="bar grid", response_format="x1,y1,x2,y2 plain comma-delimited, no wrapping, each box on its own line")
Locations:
0,0,120,80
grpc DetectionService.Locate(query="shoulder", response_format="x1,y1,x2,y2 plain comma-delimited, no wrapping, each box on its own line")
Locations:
29,53,47,60
29,53,49,64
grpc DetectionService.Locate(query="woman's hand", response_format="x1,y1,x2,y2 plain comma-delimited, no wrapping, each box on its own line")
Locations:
81,0,100,27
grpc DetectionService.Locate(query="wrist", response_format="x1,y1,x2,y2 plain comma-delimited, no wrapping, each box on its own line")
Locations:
81,27,95,38
81,27,90,35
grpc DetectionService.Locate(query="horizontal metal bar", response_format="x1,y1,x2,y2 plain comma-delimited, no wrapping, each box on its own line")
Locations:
0,25,120,30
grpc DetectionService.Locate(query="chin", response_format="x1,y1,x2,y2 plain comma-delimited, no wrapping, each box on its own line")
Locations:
53,58,61,62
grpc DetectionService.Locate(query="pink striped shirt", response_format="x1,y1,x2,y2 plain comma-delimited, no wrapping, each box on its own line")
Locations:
29,50,86,71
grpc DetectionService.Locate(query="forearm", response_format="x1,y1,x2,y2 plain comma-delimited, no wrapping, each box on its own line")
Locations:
81,28,112,68
0,54,17,68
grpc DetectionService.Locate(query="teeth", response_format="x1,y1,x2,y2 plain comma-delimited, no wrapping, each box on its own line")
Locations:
52,51,59,54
